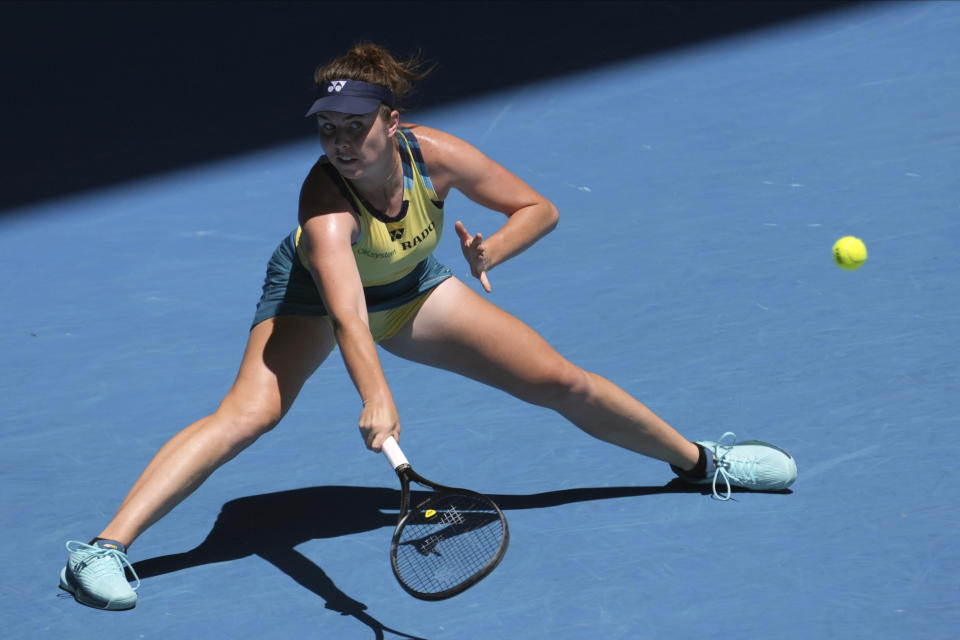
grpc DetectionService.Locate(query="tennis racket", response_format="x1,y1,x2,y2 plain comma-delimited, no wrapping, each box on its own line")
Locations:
381,436,509,600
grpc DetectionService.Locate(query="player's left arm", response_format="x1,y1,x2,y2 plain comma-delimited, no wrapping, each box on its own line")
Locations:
415,126,559,291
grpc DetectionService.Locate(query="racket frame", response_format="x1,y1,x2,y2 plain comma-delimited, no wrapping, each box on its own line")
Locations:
382,437,509,600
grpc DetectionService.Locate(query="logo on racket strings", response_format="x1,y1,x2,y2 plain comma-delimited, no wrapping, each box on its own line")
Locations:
419,535,443,555
438,507,465,526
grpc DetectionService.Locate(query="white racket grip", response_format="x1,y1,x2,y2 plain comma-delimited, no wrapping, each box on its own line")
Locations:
382,436,409,470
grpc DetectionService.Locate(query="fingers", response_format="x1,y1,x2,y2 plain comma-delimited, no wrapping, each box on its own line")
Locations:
455,221,484,249
479,270,492,293
368,429,398,453
364,424,400,452
455,219,491,291
454,220,471,245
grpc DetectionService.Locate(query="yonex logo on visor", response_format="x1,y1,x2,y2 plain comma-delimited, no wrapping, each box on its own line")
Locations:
304,79,395,117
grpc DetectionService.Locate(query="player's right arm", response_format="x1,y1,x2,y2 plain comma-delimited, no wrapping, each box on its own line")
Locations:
297,163,400,451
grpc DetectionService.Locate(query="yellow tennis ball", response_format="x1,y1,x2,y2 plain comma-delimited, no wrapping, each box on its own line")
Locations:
833,236,867,270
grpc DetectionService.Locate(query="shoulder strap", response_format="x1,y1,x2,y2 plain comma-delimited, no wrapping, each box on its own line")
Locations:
397,128,441,206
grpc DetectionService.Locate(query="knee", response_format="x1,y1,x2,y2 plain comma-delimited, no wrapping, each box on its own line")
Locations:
211,399,283,453
522,363,593,410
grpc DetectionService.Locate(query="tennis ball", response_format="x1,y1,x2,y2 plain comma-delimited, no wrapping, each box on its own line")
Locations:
833,236,867,270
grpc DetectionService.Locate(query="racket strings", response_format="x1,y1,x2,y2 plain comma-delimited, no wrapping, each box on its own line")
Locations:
394,494,505,595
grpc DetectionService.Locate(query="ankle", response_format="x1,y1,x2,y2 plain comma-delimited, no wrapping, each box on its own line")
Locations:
92,534,132,551
671,442,710,479
88,538,128,553
675,441,703,474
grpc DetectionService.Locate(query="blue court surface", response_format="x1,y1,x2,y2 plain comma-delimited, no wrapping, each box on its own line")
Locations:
3,2,959,638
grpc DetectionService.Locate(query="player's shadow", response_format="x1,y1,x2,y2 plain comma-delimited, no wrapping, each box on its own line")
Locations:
131,480,754,639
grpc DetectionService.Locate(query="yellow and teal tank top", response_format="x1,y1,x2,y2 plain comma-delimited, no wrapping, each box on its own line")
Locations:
296,128,444,287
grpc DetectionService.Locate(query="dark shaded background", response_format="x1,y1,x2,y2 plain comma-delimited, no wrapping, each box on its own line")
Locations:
0,1,859,213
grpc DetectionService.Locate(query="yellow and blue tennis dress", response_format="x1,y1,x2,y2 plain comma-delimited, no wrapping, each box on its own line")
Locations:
252,128,451,342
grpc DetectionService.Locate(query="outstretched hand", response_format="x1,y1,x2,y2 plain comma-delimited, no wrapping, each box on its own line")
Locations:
454,220,492,293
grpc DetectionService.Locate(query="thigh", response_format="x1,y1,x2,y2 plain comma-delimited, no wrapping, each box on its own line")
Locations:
219,315,336,423
380,278,585,404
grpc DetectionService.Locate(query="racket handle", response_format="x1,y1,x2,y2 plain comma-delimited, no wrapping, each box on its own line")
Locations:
381,436,409,471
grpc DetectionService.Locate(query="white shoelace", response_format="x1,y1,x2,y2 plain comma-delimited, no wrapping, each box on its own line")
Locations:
710,431,759,501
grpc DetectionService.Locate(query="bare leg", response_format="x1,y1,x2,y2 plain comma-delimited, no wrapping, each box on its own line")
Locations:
381,279,699,470
97,316,336,547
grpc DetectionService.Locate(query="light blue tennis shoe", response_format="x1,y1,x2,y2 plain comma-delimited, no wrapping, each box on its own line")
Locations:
695,432,797,501
60,540,139,610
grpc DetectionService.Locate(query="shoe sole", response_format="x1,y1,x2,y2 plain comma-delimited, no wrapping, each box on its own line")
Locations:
59,567,136,611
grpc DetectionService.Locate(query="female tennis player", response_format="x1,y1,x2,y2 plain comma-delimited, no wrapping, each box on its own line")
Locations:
60,43,797,610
